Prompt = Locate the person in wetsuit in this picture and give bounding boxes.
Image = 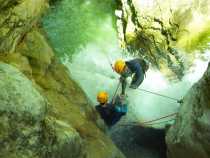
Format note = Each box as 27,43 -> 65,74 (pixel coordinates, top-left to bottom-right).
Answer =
95,91 -> 128,127
113,58 -> 149,95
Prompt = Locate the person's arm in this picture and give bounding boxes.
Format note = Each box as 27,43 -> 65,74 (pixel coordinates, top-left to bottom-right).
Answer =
120,76 -> 127,95
119,66 -> 132,95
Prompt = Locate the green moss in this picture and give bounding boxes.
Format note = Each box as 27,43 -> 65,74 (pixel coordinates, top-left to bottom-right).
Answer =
178,21 -> 210,52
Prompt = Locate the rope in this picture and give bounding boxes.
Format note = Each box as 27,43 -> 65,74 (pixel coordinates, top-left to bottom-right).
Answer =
146,118 -> 175,125
111,81 -> 121,104
118,112 -> 177,127
140,112 -> 177,124
137,88 -> 182,103
119,118 -> 175,127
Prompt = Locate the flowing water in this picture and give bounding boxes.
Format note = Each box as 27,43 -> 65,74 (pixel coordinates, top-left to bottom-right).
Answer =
42,0 -> 210,157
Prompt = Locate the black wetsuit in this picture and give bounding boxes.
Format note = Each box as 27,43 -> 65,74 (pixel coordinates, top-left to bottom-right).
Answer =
95,102 -> 127,127
121,58 -> 146,94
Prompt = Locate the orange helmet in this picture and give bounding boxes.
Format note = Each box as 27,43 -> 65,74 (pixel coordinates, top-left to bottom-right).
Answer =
97,91 -> 108,104
114,59 -> 126,74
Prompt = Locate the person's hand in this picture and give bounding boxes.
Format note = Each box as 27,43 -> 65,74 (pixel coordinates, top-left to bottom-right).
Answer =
129,84 -> 138,89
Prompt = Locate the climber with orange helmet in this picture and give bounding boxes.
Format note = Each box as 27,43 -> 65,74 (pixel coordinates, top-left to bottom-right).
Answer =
114,58 -> 149,95
95,91 -> 127,127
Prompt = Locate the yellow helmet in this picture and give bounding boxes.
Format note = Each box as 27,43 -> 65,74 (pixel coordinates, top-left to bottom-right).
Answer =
114,59 -> 126,74
97,91 -> 108,104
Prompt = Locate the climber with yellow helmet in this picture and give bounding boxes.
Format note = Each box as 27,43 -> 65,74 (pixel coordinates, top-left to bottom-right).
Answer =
95,91 -> 128,127
114,58 -> 149,95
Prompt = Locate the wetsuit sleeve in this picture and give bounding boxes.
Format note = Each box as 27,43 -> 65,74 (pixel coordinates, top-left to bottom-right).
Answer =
120,76 -> 127,95
130,65 -> 144,88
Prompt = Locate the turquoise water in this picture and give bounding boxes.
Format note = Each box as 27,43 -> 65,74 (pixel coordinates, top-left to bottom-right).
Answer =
42,0 -> 117,58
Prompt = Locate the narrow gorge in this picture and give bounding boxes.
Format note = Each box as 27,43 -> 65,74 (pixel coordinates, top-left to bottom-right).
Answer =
0,0 -> 209,158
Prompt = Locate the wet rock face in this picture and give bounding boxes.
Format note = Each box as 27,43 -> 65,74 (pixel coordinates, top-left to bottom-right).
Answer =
110,125 -> 167,158
0,1 -> 126,158
0,63 -> 84,158
0,27 -> 125,158
115,0 -> 210,79
0,0 -> 48,53
0,63 -> 47,157
166,62 -> 210,158
0,63 -> 47,121
0,0 -> 19,9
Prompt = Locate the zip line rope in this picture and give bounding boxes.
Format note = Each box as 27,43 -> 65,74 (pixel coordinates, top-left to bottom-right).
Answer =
111,81 -> 121,104
119,113 -> 177,127
133,112 -> 177,125
119,118 -> 176,127
146,118 -> 175,125
137,88 -> 183,103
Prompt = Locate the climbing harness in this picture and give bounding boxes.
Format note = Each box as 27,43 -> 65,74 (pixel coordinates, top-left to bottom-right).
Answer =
137,88 -> 183,104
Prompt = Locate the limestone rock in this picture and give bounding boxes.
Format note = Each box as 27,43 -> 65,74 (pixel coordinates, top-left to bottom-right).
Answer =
41,118 -> 84,158
0,62 -> 47,121
16,29 -> 125,158
0,62 -> 46,158
0,63 -> 85,158
166,62 -> 210,158
0,0 -> 126,157
0,29 -> 125,158
0,0 -> 18,10
16,28 -> 55,77
0,0 -> 48,53
116,0 -> 210,79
